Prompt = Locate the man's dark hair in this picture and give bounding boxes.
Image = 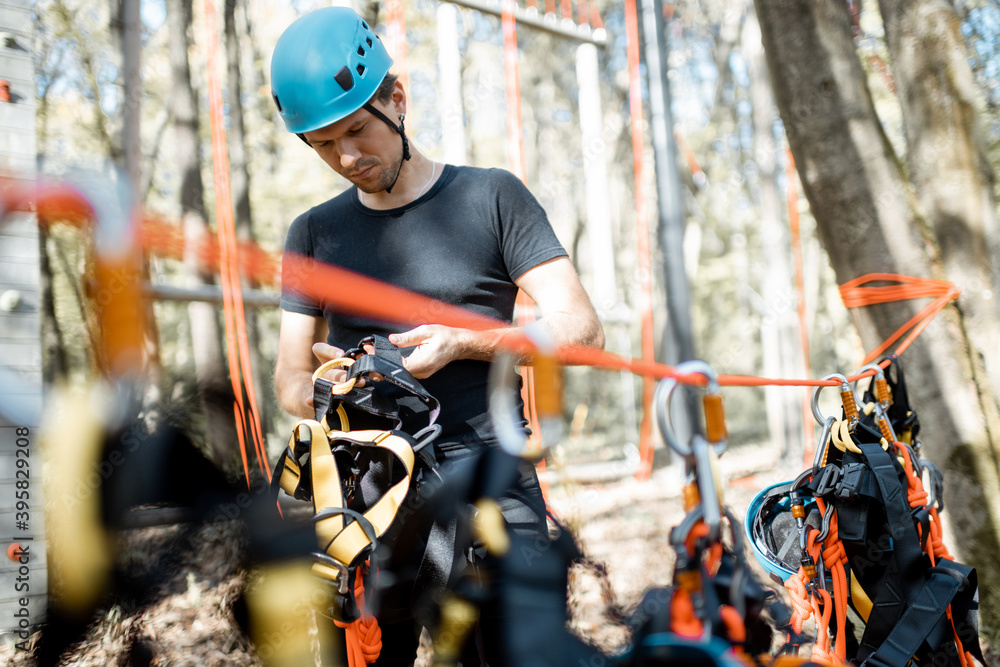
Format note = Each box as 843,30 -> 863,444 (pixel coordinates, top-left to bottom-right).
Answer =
372,73 -> 398,105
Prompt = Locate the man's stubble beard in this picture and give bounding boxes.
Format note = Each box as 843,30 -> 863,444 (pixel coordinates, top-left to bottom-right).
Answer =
355,149 -> 404,194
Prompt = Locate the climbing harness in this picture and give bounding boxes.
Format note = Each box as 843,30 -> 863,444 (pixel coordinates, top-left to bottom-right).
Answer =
270,335 -> 442,665
747,358 -> 984,667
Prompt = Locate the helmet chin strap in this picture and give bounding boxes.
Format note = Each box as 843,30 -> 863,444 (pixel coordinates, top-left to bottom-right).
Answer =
363,103 -> 411,193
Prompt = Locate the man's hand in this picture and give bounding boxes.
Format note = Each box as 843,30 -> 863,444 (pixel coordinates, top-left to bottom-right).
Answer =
312,342 -> 347,381
389,325 -> 472,379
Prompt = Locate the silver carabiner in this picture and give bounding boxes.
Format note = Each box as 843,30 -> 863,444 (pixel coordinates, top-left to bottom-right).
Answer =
654,360 -> 726,458
811,373 -> 860,426
692,434 -> 722,543
812,415 -> 837,473
852,363 -> 896,442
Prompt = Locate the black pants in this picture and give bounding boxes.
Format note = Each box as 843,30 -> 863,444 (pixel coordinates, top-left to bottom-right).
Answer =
323,447 -> 548,667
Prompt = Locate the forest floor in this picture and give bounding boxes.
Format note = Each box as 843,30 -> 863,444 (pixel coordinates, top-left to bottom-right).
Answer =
0,443 -> 994,665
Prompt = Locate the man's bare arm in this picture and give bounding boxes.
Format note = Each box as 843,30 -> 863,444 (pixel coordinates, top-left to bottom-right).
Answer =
274,311 -> 333,419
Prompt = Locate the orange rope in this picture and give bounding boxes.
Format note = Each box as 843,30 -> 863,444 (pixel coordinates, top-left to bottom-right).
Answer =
333,569 -> 382,666
385,0 -> 409,94
203,0 -> 270,487
893,442 -> 975,666
3,178 -> 963,394
674,130 -> 704,186
669,588 -> 704,639
839,274 -> 961,364
786,149 -> 814,468
623,0 -> 657,481
719,604 -> 746,653
589,2 -> 604,29
500,0 -> 548,497
783,572 -> 812,636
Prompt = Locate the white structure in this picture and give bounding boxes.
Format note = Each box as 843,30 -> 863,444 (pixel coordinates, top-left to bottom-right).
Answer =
0,0 -> 46,641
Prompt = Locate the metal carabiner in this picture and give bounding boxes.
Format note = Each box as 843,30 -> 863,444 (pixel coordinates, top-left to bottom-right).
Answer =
488,323 -> 563,457
654,360 -> 726,458
812,416 -> 837,474
692,434 -> 722,543
855,363 -> 890,409
852,363 -> 896,442
811,373 -> 860,426
815,503 -> 835,543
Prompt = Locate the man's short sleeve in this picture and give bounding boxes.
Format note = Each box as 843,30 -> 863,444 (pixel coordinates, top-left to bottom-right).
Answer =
491,169 -> 568,281
280,212 -> 324,317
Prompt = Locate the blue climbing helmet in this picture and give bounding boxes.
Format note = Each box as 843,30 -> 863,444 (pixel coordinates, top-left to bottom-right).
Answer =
745,481 -> 823,583
270,7 -> 394,134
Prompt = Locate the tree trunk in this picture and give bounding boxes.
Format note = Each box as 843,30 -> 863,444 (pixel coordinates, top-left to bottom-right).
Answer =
39,229 -> 67,384
167,0 -> 238,463
877,0 -> 1000,406
756,0 -> 1000,631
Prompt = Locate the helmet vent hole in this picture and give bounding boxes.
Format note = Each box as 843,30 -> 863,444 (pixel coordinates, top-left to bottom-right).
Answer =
366,37 -> 373,47
362,21 -> 369,29
358,45 -> 365,56
272,94 -> 282,112
334,65 -> 354,91
357,64 -> 366,77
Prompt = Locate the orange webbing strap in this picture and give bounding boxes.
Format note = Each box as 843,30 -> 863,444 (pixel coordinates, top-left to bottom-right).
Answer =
334,565 -> 382,667
202,0 -> 269,487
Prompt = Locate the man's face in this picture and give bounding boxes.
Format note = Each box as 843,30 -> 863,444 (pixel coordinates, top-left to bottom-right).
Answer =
303,98 -> 404,194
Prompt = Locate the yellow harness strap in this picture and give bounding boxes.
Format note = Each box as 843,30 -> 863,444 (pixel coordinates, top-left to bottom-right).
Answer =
305,426 -> 416,577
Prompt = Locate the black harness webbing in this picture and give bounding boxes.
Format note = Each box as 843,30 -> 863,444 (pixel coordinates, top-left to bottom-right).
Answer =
862,560 -> 973,667
837,441 -> 983,666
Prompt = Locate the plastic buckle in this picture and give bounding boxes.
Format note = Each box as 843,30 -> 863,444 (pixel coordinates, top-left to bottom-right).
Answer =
835,463 -> 867,500
812,464 -> 841,497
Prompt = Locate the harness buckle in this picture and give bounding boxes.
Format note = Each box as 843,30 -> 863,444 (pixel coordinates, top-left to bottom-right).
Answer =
813,464 -> 842,497
835,462 -> 867,500
313,552 -> 352,594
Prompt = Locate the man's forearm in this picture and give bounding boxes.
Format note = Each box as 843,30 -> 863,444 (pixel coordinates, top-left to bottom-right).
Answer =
275,368 -> 317,419
462,312 -> 604,364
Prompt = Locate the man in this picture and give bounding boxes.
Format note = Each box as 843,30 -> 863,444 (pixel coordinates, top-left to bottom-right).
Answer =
271,6 -> 604,664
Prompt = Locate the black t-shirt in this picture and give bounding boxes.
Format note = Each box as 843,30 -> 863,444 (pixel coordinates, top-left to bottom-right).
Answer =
280,165 -> 568,443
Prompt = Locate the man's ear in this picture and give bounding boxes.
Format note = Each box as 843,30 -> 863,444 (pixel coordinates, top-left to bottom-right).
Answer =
392,79 -> 407,115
